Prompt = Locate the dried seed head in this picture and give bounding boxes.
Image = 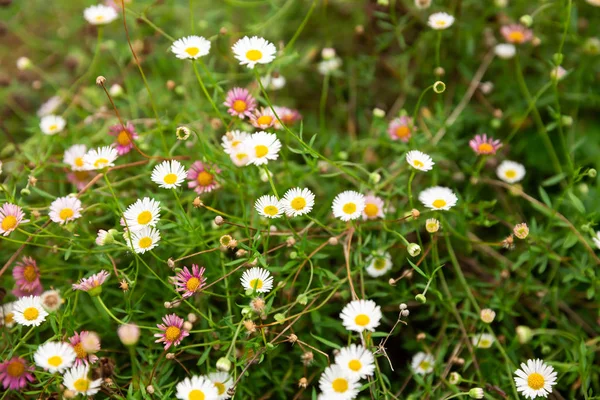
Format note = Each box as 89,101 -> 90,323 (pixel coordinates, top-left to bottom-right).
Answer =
416,332 -> 426,341
146,385 -> 155,394
250,297 -> 266,313
28,175 -> 38,187
167,258 -> 175,269
287,334 -> 298,344
502,234 -> 515,250
286,236 -> 296,247
411,208 -> 420,219
301,351 -> 314,366
243,319 -> 256,334
236,249 -> 248,258
119,280 -> 129,292
95,76 -> 106,86
166,353 -> 175,360
298,377 -> 308,388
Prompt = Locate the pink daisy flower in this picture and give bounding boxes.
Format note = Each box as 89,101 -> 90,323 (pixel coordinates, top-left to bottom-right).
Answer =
187,162 -> 220,194
72,270 -> 110,296
469,134 -> 503,155
388,116 -> 414,142
108,121 -> 138,155
362,195 -> 385,220
173,264 -> 207,298
0,203 -> 29,236
155,314 -> 189,350
12,256 -> 42,297
250,107 -> 276,129
274,106 -> 302,129
501,24 -> 533,44
0,357 -> 35,390
66,170 -> 95,191
69,331 -> 100,366
224,87 -> 257,119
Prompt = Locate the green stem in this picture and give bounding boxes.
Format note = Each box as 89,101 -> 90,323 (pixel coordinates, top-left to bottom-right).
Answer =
408,170 -> 416,209
192,60 -> 227,127
412,84 -> 434,123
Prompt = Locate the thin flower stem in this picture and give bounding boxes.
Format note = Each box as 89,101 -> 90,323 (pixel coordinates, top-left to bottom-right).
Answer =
96,296 -> 128,325
192,60 -> 227,127
412,84 -> 434,124
407,170 -> 416,209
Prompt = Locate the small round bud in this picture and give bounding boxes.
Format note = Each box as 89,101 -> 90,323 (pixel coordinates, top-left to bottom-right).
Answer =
16,57 -> 32,71
321,47 -> 336,60
449,372 -> 461,385
214,216 -> 224,226
337,151 -> 348,160
369,172 -> 382,184
552,53 -> 564,66
561,115 -> 573,126
219,26 -> 228,35
414,0 -> 431,9
328,237 -> 339,246
372,108 -> 386,118
166,80 -> 176,90
286,236 -> 296,247
415,294 -> 427,304
183,321 -> 193,331
433,81 -> 446,93
187,313 -> 197,324
167,258 -> 175,269
298,377 -> 308,388
354,25 -> 364,35
519,15 -> 533,27
407,243 -> 421,257
411,209 -> 420,219
388,278 -> 396,286
469,388 -> 484,399
95,76 -> 106,86
480,308 -> 496,324
176,126 -> 191,140
109,84 -> 123,97
516,325 -> 533,344
588,168 -> 597,178
216,357 -> 232,372
416,332 -> 426,341
20,188 -> 31,196
289,251 -> 298,259
399,303 -> 407,310
401,309 -> 410,317
63,390 -> 77,399
434,67 -> 445,77
146,385 -> 155,394
164,301 -> 172,309
166,353 -> 175,360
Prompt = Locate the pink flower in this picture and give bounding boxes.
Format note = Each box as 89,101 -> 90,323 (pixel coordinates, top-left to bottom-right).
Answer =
0,203 -> 29,236
66,170 -> 95,190
0,357 -> 34,390
273,106 -> 302,129
250,107 -> 276,129
388,116 -> 414,142
173,264 -> 207,298
362,195 -> 385,220
12,256 -> 42,296
154,314 -> 189,350
72,270 -> 110,296
108,121 -> 138,155
500,24 -> 533,44
187,162 -> 220,194
69,331 -> 100,366
224,87 -> 257,119
469,134 -> 502,155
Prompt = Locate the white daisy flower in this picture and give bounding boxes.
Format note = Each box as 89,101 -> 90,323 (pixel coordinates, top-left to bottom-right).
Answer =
318,364 -> 361,400
176,375 -> 219,400
83,146 -> 118,170
418,186 -> 458,211
241,267 -> 274,293
339,299 -> 382,333
83,4 -> 119,25
12,295 -> 48,327
151,160 -> 187,189
0,302 -> 16,328
332,191 -> 365,221
245,131 -> 282,166
40,115 -> 66,135
496,160 -> 526,184
123,197 -> 161,231
255,195 -> 284,219
63,365 -> 103,396
34,341 -> 77,373
281,188 -> 315,217
261,74 -> 286,90
406,150 -> 434,171
63,144 -> 88,171
411,352 -> 435,375
365,251 -> 393,277
221,130 -> 250,155
49,196 -> 83,224
230,145 -> 251,167
129,226 -> 160,254
171,36 -> 211,59
472,333 -> 495,349
428,12 -> 455,29
232,36 -> 276,69
495,43 -> 517,59
514,359 -> 557,399
208,372 -> 233,400
335,344 -> 376,379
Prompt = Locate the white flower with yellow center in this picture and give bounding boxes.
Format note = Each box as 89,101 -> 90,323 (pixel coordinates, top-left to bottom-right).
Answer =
83,146 -> 118,170
129,226 -> 160,254
495,43 -> 516,59
362,195 -> 385,220
40,115 -> 66,135
365,251 -> 393,277
176,375 -> 219,400
151,160 -> 187,189
411,352 -> 435,375
241,267 -> 273,293
0,303 -> 16,328
123,197 -> 161,231
232,36 -> 276,69
496,160 -> 526,184
83,4 -> 118,25
245,131 -> 282,166
171,36 -> 211,59
281,188 -> 315,217
13,295 -> 48,327
472,333 -> 495,349
514,359 -> 557,399
221,130 -> 250,155
34,341 -> 77,373
335,344 -> 375,379
418,186 -> 458,211
318,364 -> 361,400
332,191 -> 365,221
255,195 -> 283,219
406,150 -> 434,171
339,299 -> 382,333
230,145 -> 251,167
208,372 -> 233,400
49,196 -> 83,225
428,12 -> 455,29
63,365 -> 102,396
63,144 -> 88,171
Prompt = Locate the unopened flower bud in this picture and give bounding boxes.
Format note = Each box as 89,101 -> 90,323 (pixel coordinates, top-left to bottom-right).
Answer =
449,372 -> 461,385
401,309 -> 410,317
414,0 -> 431,9
183,321 -> 193,331
415,294 -> 427,304
216,357 -> 232,372
407,243 -> 421,257
328,237 -> 339,246
411,209 -> 420,219
373,108 -> 386,118
516,325 -> 533,344
399,303 -> 407,310
214,216 -> 224,226
16,57 -> 32,71
519,15 -> 533,27
480,308 -> 496,324
321,47 -> 336,60
469,388 -> 484,399
434,67 -> 445,77
166,80 -> 176,90
298,377 -> 308,388
96,76 -> 106,86
166,352 -> 175,359
369,172 -> 381,184
588,168 -> 597,178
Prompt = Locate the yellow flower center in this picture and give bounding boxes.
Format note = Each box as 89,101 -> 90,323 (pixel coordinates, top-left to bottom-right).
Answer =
165,326 -> 181,342
163,173 -> 178,185
348,359 -> 362,372
23,265 -> 37,282
342,203 -> 357,215
214,382 -> 226,395
1,215 -> 17,231
364,203 -> 379,217
435,19 -> 447,27
197,171 -> 214,186
249,278 -> 263,290
505,170 -> 516,178
508,31 -> 525,43
232,100 -> 247,113
7,360 -> 24,377
23,307 -> 39,321
137,211 -> 152,225
73,378 -> 90,392
246,49 -> 263,61
4,312 -> 14,325
291,197 -> 306,211
94,158 -> 109,168
117,130 -> 131,146
419,361 -> 430,370
331,378 -> 349,393
255,145 -> 269,158
75,157 -> 84,167
395,126 -> 411,138
256,115 -> 273,126
432,199 -> 446,209
186,277 -> 201,292
236,152 -> 248,161
354,313 -> 370,326
185,47 -> 200,57
374,258 -> 386,270
263,205 -> 279,216
188,390 -> 205,400
47,355 -> 63,367
479,339 -> 490,348
138,237 -> 153,249
59,208 -> 74,221
477,143 -> 494,154
49,124 -> 58,131
73,343 -> 87,359
527,372 -> 545,390
95,15 -> 104,22
413,160 -> 424,168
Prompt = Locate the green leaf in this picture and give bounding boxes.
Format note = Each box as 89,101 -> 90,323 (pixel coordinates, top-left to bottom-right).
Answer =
407,259 -> 428,279
310,332 -> 341,349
